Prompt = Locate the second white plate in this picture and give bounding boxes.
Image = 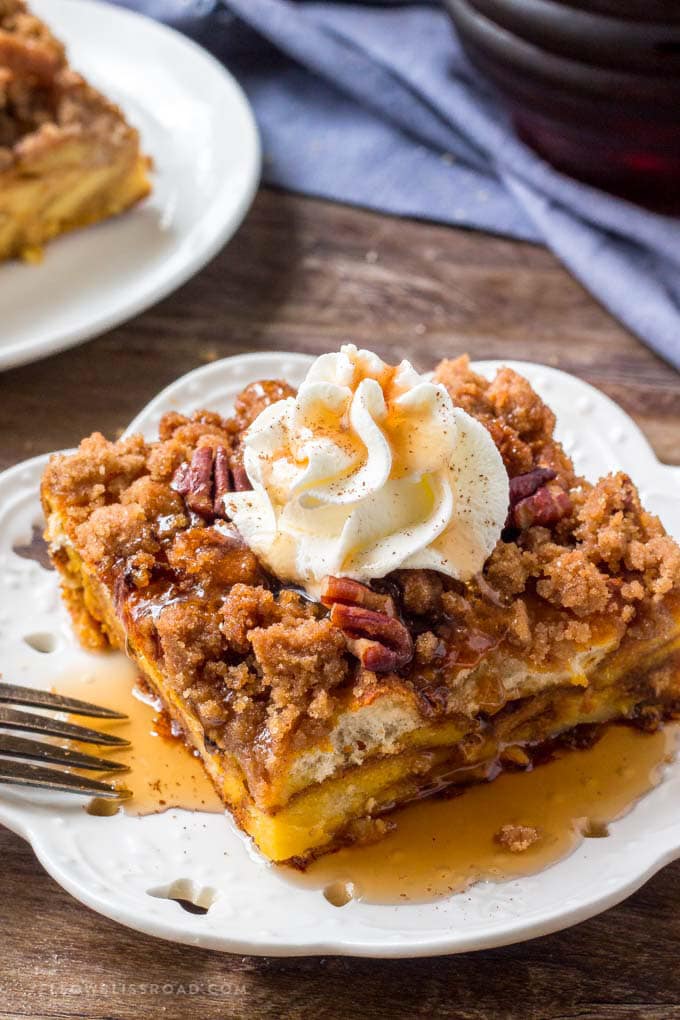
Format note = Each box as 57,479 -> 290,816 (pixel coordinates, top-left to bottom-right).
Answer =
0,0 -> 260,371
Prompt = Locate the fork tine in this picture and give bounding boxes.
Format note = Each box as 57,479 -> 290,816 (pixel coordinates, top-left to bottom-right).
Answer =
0,733 -> 129,772
0,759 -> 132,799
0,706 -> 130,747
0,682 -> 127,720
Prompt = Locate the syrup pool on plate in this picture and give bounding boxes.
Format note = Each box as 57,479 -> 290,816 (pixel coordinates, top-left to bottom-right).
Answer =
55,655 -> 223,816
284,723 -> 680,905
55,659 -> 679,905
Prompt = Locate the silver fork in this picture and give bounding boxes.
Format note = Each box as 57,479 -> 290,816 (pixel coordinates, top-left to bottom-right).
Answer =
0,681 -> 132,800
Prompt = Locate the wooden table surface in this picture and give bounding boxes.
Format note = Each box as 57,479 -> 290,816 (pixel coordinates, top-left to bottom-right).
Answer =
1,190 -> 680,1020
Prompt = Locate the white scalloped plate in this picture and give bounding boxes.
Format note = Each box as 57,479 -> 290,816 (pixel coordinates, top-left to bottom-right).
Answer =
2,353 -> 680,958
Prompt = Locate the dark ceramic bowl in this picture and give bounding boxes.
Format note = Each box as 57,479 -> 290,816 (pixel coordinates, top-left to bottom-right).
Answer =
443,0 -> 680,204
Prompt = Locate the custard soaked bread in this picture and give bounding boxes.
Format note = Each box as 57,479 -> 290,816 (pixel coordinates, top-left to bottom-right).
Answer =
42,350 -> 680,862
0,0 -> 150,261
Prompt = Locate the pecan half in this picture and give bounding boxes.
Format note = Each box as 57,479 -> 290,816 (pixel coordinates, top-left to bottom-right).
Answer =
513,486 -> 572,530
509,467 -> 556,506
172,446 -> 214,516
213,446 -> 231,514
506,467 -> 571,531
172,444 -> 241,519
328,602 -> 414,673
320,575 -> 396,617
231,461 -> 252,492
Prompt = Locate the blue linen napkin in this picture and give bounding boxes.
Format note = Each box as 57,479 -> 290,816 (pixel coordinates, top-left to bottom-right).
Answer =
124,0 -> 680,371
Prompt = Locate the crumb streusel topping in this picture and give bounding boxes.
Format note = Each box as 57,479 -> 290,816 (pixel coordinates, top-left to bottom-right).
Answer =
42,358 -> 680,785
0,0 -> 139,168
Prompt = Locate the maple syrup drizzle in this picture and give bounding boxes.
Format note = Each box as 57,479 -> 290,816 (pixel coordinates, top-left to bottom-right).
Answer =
55,655 -> 222,817
284,722 -> 680,905
55,658 -> 679,905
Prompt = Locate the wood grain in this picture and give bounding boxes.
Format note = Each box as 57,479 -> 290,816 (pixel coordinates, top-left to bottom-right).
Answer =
1,189 -> 679,1019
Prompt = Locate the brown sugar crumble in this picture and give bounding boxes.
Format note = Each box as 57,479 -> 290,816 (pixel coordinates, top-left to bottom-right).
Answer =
42,356 -> 680,788
495,823 -> 542,853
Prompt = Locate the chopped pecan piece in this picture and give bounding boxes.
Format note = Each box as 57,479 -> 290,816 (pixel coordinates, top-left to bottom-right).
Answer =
231,461 -> 252,492
172,446 -> 214,517
506,466 -> 572,531
213,446 -> 231,514
509,467 -> 556,506
172,444 -> 241,519
513,486 -> 572,530
320,575 -> 396,617
328,602 -> 414,672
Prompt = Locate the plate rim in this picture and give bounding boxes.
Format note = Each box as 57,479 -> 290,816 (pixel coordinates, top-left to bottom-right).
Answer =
0,0 -> 261,372
1,352 -> 680,958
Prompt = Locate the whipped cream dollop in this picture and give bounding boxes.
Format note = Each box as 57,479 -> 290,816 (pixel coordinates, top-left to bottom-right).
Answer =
224,345 -> 509,596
